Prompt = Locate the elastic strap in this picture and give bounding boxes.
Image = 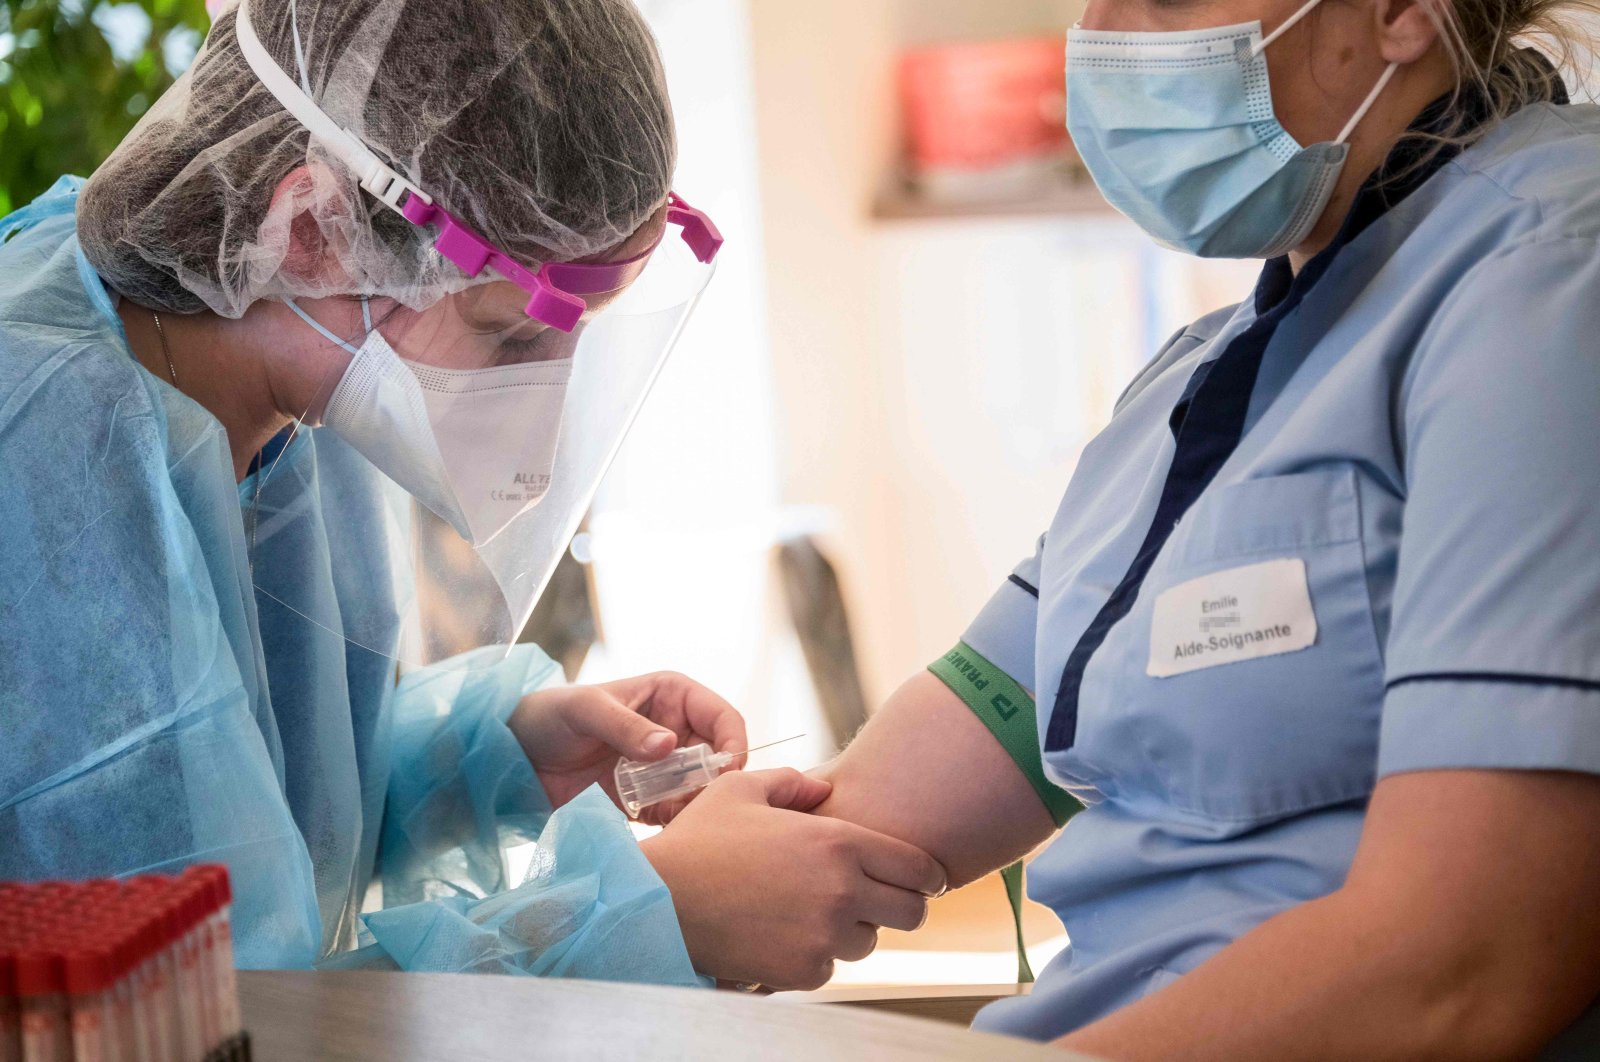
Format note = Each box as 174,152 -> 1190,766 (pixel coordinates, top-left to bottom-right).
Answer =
928,646 -> 1082,986
234,0 -> 429,214
1337,62 -> 1399,144
927,643 -> 1079,828
288,0 -> 313,95
1248,0 -> 1397,148
1253,0 -> 1324,55
1001,861 -> 1035,984
285,298 -> 362,355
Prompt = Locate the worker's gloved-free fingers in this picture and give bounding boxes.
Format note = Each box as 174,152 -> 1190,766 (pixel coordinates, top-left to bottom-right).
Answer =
637,791 -> 698,828
640,769 -> 912,989
559,686 -> 679,761
600,671 -> 749,758
737,766 -> 833,813
854,879 -> 931,933
846,824 -> 948,897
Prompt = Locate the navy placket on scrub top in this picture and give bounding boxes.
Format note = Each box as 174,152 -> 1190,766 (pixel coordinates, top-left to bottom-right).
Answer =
964,64 -> 1600,1045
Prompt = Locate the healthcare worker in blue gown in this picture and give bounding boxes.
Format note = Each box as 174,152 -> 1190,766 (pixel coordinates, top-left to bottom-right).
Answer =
803,0 -> 1600,1055
0,0 -> 946,987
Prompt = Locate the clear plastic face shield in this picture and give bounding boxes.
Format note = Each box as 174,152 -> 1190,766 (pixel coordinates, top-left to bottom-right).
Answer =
235,0 -> 722,668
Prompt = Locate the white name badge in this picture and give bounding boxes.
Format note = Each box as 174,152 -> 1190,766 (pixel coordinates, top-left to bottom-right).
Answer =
1147,557 -> 1318,678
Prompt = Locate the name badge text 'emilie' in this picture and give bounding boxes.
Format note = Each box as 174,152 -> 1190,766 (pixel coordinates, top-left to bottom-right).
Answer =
1147,558 -> 1317,678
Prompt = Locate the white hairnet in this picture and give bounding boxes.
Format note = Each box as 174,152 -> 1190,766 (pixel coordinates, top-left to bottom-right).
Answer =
78,0 -> 676,318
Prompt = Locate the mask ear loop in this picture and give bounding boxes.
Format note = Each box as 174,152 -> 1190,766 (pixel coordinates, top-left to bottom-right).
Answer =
1251,0 -> 1327,56
248,297 -> 380,567
1246,0 -> 1400,147
1336,62 -> 1400,144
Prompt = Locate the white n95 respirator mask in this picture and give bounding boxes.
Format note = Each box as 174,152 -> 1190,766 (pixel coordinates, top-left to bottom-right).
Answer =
290,297 -> 571,547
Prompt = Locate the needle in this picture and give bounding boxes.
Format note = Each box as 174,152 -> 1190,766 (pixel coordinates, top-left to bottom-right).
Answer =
728,733 -> 806,765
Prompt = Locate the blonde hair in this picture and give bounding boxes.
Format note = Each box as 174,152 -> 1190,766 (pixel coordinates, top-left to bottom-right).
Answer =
1427,0 -> 1599,138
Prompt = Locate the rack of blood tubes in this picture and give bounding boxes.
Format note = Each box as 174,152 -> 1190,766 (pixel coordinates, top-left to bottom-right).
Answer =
0,866 -> 248,1062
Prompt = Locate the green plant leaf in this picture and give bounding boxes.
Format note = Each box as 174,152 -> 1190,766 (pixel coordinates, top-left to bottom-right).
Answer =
0,0 -> 210,209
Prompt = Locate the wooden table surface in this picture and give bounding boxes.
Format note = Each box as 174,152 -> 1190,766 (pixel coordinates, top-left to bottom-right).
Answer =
239,971 -> 1088,1061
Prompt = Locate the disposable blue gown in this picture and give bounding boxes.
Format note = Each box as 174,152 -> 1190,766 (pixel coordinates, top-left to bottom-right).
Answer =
0,178 -> 700,984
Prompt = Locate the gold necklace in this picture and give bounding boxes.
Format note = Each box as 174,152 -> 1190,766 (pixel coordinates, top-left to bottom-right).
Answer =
147,307 -> 270,570
150,310 -> 178,385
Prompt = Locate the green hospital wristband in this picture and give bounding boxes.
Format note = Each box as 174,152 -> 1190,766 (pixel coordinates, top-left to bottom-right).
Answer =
928,642 -> 1080,829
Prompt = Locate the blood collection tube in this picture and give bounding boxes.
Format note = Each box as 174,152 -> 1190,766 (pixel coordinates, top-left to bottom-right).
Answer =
197,893 -> 219,1055
16,946 -> 69,1062
172,889 -> 204,1062
177,876 -> 218,1056
125,919 -> 156,1062
1,936 -> 20,1062
64,944 -> 117,1062
150,901 -> 179,1062
101,932 -> 137,1062
204,868 -> 241,1047
131,908 -> 174,1062
1,887 -> 19,1062
62,885 -> 134,1062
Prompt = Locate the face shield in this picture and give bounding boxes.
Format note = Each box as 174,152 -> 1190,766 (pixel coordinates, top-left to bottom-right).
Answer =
235,0 -> 721,668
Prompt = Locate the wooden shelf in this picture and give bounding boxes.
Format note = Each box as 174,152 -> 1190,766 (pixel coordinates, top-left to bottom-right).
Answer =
872,180 -> 1116,222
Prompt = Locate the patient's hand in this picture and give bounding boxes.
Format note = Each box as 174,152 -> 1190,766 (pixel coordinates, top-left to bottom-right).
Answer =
641,768 -> 945,989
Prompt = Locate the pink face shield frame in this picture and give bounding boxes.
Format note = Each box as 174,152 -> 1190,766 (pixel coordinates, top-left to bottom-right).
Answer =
401,192 -> 724,334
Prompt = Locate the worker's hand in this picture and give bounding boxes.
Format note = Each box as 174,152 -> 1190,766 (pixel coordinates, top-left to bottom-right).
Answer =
509,672 -> 747,822
641,768 -> 947,990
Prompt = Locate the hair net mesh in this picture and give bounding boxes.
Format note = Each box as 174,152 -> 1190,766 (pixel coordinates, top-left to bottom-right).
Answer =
77,0 -> 676,318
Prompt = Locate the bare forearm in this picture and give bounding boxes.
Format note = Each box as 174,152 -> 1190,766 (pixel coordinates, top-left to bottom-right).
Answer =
811,671 -> 1054,888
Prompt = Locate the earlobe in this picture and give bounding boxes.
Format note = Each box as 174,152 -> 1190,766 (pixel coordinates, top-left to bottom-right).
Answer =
267,162 -> 354,288
1375,0 -> 1444,64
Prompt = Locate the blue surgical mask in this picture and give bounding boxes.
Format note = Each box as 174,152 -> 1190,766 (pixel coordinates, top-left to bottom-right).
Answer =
1066,0 -> 1398,258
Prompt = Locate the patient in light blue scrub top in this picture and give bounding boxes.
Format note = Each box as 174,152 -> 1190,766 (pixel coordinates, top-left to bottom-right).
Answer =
806,0 -> 1600,1057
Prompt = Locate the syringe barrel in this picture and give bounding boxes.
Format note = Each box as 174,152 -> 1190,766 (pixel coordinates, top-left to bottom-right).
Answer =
614,744 -> 726,817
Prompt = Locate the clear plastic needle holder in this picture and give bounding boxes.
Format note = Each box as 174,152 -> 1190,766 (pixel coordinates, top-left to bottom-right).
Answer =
614,736 -> 804,817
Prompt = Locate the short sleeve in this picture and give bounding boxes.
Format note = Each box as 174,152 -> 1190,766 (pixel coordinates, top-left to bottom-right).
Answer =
962,534 -> 1045,692
1379,237 -> 1600,779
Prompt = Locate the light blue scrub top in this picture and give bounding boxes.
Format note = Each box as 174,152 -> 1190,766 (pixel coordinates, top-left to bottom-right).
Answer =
969,98 -> 1600,1040
0,179 -> 698,986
